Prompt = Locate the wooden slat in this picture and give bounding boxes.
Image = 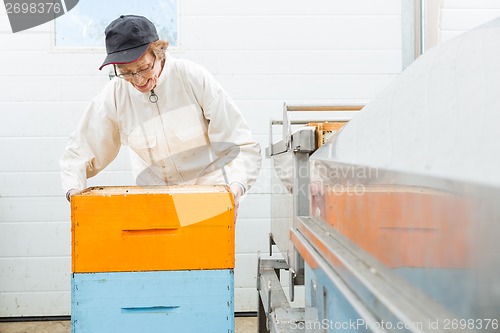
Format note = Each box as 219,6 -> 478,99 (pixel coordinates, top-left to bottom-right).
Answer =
0,171 -> 134,197
178,50 -> 402,75
440,9 -> 500,30
181,16 -> 402,51
0,257 -> 70,292
183,0 -> 401,16
0,222 -> 70,257
0,76 -> 108,102
0,197 -> 70,222
0,292 -> 71,317
0,50 -> 401,76
443,0 -> 500,9
0,138 -> 131,172
216,74 -> 397,101
0,102 -> 87,137
286,105 -> 364,111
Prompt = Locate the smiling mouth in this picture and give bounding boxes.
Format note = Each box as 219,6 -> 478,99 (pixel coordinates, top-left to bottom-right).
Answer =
134,79 -> 149,89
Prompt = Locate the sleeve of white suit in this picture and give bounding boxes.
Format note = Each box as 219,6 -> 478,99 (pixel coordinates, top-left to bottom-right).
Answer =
193,66 -> 262,193
59,86 -> 121,194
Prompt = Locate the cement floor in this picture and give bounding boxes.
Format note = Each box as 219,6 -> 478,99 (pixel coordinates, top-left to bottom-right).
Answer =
0,317 -> 258,333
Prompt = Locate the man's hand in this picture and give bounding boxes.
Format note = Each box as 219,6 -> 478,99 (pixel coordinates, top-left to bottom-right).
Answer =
66,189 -> 83,202
229,182 -> 244,221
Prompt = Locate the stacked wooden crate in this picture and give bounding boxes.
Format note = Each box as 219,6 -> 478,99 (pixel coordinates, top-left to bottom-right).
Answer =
71,186 -> 235,333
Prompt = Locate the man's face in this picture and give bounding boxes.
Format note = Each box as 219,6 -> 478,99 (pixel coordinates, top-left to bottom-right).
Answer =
116,52 -> 161,93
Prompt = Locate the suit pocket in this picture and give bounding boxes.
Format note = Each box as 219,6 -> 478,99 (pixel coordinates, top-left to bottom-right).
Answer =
165,105 -> 206,143
127,135 -> 157,150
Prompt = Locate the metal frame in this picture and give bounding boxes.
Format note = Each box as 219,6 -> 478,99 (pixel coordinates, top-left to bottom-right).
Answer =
260,103 -> 362,333
266,103 -> 364,157
267,102 -> 363,277
292,216 -> 463,333
257,256 -> 319,333
402,0 -> 424,70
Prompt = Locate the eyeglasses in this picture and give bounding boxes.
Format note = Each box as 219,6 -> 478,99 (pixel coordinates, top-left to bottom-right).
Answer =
114,55 -> 157,80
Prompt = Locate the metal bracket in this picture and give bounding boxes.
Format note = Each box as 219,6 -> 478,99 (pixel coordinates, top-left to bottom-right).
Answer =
269,233 -> 276,256
257,257 -> 318,332
287,251 -> 296,302
266,103 -> 363,157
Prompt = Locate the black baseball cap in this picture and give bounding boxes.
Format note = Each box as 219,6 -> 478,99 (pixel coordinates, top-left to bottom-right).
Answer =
99,15 -> 159,70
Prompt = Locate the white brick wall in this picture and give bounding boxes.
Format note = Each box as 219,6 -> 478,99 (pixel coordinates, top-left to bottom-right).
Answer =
0,0 -> 405,316
440,0 -> 500,42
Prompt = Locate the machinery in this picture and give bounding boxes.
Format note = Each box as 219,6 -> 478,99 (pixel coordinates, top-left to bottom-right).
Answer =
259,103 -> 363,332
258,18 -> 500,333
259,103 -> 500,333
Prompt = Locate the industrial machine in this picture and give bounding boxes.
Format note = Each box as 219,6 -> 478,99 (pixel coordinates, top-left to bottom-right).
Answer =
258,18 -> 500,333
259,103 -> 500,333
259,103 -> 363,332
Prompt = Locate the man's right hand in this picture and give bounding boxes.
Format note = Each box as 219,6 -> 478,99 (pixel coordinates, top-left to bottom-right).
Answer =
66,189 -> 83,202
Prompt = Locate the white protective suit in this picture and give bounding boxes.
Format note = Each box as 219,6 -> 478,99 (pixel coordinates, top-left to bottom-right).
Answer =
60,53 -> 262,193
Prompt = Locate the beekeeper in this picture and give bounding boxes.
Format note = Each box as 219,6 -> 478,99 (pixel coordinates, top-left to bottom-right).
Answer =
59,15 -> 262,213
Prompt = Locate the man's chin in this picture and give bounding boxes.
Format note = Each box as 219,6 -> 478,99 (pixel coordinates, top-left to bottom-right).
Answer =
133,79 -> 153,93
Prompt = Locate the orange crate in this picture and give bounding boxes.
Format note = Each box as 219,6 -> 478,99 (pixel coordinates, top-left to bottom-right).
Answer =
71,186 -> 234,273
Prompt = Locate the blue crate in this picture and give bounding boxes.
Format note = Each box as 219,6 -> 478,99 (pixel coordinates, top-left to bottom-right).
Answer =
72,269 -> 234,333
